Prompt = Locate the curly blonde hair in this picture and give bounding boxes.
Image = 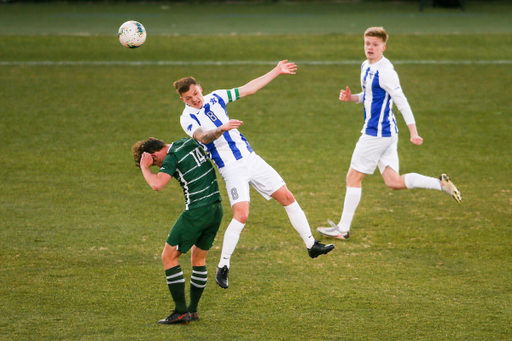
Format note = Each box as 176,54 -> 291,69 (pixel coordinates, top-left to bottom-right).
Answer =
131,137 -> 166,168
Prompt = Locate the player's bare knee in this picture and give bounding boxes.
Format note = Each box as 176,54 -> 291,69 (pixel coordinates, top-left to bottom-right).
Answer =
232,202 -> 250,223
272,186 -> 295,206
282,191 -> 295,206
233,210 -> 249,224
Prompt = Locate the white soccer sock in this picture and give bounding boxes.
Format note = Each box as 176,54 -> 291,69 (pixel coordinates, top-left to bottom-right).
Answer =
338,187 -> 362,232
284,201 -> 315,249
404,173 -> 442,191
218,219 -> 246,269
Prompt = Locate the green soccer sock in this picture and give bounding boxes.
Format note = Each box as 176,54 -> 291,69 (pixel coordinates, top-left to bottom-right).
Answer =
165,265 -> 187,313
188,266 -> 207,313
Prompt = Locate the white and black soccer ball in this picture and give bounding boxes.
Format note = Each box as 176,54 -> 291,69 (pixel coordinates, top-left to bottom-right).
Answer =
118,21 -> 146,48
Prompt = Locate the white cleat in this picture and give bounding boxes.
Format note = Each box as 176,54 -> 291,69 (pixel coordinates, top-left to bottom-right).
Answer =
317,219 -> 350,240
439,174 -> 462,203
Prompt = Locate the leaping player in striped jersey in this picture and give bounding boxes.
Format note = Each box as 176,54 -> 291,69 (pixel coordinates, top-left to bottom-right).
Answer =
174,61 -> 335,289
318,27 -> 462,241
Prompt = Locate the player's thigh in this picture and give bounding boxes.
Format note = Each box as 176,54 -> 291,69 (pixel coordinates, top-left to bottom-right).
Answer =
219,163 -> 251,206
351,134 -> 393,174
195,202 -> 224,252
248,154 -> 286,200
167,202 -> 222,254
377,135 -> 399,174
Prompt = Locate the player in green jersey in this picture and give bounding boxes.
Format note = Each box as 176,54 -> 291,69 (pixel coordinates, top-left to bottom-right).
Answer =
132,137 -> 224,324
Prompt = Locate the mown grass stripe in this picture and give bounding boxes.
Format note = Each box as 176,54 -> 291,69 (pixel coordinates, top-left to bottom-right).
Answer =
1,60 -> 512,66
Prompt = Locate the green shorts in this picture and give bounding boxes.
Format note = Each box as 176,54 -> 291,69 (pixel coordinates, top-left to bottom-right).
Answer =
167,201 -> 223,254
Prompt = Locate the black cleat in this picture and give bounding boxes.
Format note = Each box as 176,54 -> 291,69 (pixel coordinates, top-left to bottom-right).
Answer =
308,240 -> 335,258
216,265 -> 229,289
190,312 -> 199,321
157,310 -> 191,324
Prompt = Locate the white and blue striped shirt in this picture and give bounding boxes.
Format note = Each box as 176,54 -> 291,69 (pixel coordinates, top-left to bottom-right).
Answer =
180,89 -> 253,169
357,56 -> 415,137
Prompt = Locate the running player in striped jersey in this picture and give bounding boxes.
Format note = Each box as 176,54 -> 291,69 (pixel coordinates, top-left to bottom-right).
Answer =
132,137 -> 224,324
318,27 -> 462,240
174,61 -> 334,289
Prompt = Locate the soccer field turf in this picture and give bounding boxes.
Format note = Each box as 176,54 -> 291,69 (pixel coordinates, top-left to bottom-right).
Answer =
1,2 -> 511,340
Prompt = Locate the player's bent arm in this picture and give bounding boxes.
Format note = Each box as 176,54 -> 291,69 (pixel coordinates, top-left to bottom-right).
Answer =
238,60 -> 297,98
193,120 -> 243,144
193,127 -> 224,145
407,123 -> 423,146
340,86 -> 362,103
141,167 -> 172,191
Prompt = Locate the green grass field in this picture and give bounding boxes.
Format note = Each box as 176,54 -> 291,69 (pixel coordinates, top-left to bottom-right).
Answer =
1,1 -> 512,340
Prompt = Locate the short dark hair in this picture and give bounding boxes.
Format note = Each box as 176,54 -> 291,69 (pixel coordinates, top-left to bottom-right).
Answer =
131,137 -> 166,168
173,77 -> 197,95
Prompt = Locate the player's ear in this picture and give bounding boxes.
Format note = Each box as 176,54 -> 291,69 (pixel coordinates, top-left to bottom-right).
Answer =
382,44 -> 386,52
198,84 -> 203,93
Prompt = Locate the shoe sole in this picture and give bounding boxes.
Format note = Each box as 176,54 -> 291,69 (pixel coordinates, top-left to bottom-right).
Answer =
157,319 -> 191,325
317,229 -> 350,240
216,281 -> 228,289
158,321 -> 190,325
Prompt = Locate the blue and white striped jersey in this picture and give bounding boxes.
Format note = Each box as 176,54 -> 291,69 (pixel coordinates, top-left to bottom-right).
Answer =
180,89 -> 253,169
357,56 -> 415,137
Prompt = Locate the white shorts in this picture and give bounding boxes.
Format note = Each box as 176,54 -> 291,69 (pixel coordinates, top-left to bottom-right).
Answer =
218,152 -> 286,206
350,134 -> 399,175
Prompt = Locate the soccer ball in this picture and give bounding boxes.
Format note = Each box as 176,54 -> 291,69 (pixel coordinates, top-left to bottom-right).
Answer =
118,21 -> 146,48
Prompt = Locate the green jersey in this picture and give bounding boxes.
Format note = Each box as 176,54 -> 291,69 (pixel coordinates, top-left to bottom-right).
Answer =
159,138 -> 221,210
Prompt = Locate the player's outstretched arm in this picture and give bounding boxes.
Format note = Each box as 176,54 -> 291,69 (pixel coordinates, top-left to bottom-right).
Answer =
193,119 -> 244,144
238,60 -> 297,98
140,152 -> 172,191
408,124 -> 423,145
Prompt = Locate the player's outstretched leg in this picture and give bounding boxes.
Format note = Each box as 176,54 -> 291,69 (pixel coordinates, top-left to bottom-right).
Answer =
439,174 -> 462,203
317,219 -> 350,240
308,240 -> 335,258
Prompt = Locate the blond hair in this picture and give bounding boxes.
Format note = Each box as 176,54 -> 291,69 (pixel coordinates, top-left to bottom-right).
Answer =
364,27 -> 388,44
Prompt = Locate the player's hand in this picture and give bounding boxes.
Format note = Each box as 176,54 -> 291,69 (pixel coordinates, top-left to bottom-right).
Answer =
222,119 -> 243,132
410,135 -> 423,145
276,60 -> 297,75
339,86 -> 351,102
140,152 -> 154,168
